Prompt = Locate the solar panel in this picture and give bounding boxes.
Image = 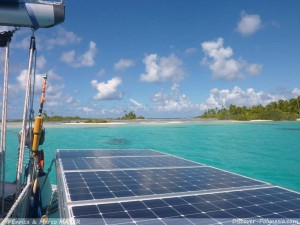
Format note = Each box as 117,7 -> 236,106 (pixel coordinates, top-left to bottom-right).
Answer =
70,187 -> 300,224
56,149 -> 300,224
63,167 -> 266,202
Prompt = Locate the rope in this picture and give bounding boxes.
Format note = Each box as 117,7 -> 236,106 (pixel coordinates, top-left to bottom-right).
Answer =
40,159 -> 55,192
44,189 -> 58,217
0,37 -> 10,217
15,33 -> 37,198
0,183 -> 31,225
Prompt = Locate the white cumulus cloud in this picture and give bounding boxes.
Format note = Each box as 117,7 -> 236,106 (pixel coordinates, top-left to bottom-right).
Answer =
236,12 -> 262,36
11,27 -> 81,50
203,86 -> 283,109
36,55 -> 46,70
91,77 -> 123,100
201,38 -> 263,80
140,54 -> 186,83
129,99 -> 144,110
0,26 -> 12,32
114,59 -> 135,71
11,70 -> 66,107
61,41 -> 97,68
151,85 -> 199,112
184,47 -> 197,56
46,27 -> 81,49
97,69 -> 106,77
47,101 -> 62,107
246,64 -> 263,76
15,70 -> 63,93
292,88 -> 300,96
82,107 -> 94,112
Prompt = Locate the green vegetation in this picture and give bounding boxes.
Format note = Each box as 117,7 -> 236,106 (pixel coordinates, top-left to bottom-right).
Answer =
120,111 -> 145,120
43,114 -> 82,122
41,112 -> 108,123
198,97 -> 300,121
84,119 -> 107,123
38,111 -> 145,122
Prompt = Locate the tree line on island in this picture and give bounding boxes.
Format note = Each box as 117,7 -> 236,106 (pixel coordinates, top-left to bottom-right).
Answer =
41,111 -> 144,123
198,96 -> 300,121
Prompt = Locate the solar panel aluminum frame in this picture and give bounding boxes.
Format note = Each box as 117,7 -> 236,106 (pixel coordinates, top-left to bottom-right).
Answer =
56,157 -> 72,219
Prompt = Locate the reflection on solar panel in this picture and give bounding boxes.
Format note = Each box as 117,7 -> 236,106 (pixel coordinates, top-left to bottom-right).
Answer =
56,149 -> 300,224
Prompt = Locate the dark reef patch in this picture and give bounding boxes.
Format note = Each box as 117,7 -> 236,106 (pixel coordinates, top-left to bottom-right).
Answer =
279,128 -> 300,131
106,138 -> 130,145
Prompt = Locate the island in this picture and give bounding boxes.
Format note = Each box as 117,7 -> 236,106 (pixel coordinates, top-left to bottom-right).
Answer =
197,97 -> 300,121
38,111 -> 145,123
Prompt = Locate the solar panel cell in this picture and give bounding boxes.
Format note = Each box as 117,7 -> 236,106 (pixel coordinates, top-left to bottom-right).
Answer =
127,209 -> 157,219
151,206 -> 181,217
278,210 -> 300,218
70,193 -> 93,201
225,208 -> 256,218
143,199 -> 169,209
193,202 -> 221,213
172,204 -> 201,215
72,205 -> 99,217
243,206 -> 273,216
92,192 -> 114,199
209,200 -> 237,210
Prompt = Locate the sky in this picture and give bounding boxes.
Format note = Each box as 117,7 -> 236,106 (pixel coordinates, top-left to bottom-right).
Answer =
0,0 -> 300,119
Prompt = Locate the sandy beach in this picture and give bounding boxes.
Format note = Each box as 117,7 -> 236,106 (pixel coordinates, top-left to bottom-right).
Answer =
249,120 -> 273,122
139,121 -> 183,125
63,122 -> 128,125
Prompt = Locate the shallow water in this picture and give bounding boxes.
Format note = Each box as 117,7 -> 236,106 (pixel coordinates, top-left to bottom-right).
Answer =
4,121 -> 300,192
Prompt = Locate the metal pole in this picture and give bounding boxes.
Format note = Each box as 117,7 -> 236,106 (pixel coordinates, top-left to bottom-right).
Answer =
0,41 -> 9,216
16,33 -> 36,198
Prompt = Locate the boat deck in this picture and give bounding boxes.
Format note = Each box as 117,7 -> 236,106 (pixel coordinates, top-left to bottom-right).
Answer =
56,149 -> 300,224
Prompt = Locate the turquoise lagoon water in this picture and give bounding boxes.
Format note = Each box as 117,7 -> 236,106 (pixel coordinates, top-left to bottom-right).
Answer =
4,121 -> 300,192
